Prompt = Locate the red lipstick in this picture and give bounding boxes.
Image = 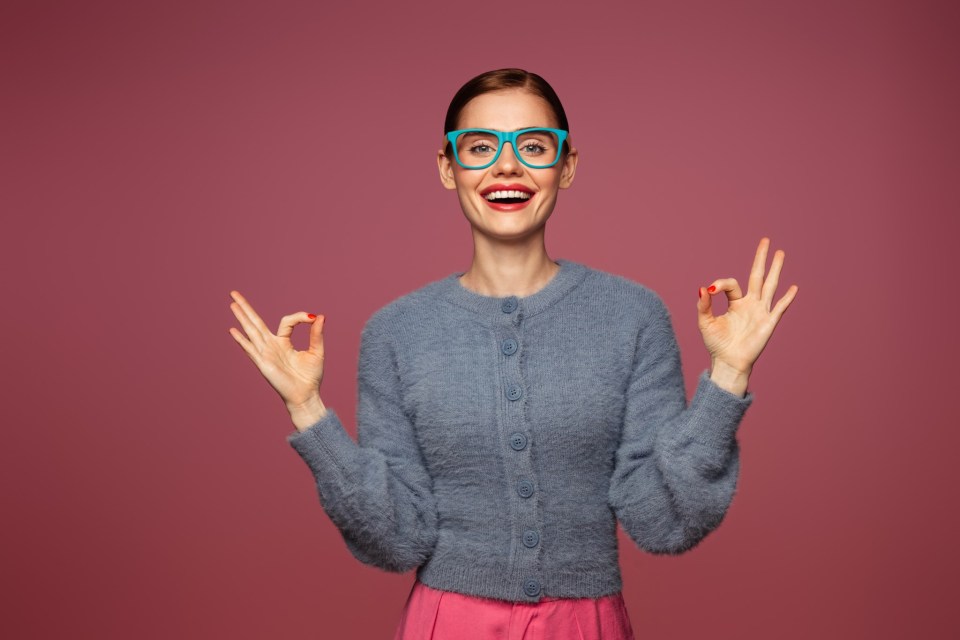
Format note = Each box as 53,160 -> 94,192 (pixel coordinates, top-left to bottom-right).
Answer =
480,183 -> 536,211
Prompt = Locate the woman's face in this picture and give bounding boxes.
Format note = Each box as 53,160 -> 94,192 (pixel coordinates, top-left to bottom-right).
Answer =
437,88 -> 578,243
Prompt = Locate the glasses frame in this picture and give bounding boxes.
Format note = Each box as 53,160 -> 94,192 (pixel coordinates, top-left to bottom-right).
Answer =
445,127 -> 569,170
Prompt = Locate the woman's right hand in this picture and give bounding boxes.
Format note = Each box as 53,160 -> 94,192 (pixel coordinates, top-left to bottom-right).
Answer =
227,290 -> 327,415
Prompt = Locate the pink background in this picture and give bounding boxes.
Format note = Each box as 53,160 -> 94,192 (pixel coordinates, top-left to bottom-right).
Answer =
3,0 -> 958,638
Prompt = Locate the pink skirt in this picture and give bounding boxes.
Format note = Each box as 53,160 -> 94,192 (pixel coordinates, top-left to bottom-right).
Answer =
392,579 -> 636,640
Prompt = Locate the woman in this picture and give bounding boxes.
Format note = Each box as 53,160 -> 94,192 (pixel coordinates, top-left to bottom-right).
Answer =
228,68 -> 797,639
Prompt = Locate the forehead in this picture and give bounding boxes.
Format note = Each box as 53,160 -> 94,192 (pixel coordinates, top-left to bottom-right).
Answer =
457,89 -> 559,130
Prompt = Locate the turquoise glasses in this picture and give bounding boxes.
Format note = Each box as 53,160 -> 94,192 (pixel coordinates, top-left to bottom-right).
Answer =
446,127 -> 569,170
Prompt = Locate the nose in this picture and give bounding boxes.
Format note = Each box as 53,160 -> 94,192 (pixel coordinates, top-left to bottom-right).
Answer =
492,142 -> 523,176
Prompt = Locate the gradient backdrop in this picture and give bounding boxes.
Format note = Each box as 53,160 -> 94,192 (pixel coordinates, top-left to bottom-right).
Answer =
3,0 -> 958,638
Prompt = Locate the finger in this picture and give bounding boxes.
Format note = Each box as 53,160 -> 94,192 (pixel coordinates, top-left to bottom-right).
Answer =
229,290 -> 273,339
228,326 -> 261,363
230,301 -> 266,350
747,237 -> 770,299
697,286 -> 714,324
277,312 -> 315,340
308,314 -> 326,357
771,284 -> 799,322
761,249 -> 785,310
708,277 -> 744,302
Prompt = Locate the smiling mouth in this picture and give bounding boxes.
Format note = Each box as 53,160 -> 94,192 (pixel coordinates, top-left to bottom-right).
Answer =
483,190 -> 533,204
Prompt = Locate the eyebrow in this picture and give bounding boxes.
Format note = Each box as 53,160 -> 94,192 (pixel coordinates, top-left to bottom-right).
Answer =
460,126 -> 551,132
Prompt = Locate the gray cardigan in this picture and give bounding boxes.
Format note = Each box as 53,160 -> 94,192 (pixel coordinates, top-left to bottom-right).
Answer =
287,258 -> 754,602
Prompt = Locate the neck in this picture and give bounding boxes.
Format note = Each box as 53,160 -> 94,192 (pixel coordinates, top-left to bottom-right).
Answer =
458,234 -> 559,298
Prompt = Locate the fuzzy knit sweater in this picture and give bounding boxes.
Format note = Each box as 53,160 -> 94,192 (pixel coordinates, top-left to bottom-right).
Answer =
287,258 -> 754,603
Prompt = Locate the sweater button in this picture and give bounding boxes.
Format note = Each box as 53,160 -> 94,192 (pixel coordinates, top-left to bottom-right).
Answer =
501,296 -> 518,313
523,578 -> 541,597
523,529 -> 539,548
501,337 -> 518,355
509,432 -> 527,451
505,383 -> 523,401
517,479 -> 534,498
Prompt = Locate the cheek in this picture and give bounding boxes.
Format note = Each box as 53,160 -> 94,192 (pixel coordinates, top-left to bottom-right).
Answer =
452,172 -> 482,195
454,183 -> 480,211
532,171 -> 562,193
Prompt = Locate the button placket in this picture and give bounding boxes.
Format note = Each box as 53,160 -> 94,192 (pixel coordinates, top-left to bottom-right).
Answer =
496,303 -> 525,427
495,298 -> 542,600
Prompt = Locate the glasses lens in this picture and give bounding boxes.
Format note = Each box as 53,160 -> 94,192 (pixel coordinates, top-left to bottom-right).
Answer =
514,129 -> 561,168
454,129 -> 561,168
455,130 -> 499,168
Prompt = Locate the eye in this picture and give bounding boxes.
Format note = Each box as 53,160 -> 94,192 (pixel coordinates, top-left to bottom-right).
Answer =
520,142 -> 547,154
517,132 -> 554,156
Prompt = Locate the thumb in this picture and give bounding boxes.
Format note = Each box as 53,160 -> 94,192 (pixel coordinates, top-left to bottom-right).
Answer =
308,314 -> 325,357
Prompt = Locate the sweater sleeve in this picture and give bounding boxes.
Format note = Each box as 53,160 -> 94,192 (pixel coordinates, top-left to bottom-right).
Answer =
285,314 -> 439,573
608,291 -> 754,554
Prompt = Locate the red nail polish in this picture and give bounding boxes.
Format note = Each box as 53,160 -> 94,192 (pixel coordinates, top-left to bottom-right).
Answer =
708,285 -> 716,292
698,288 -> 702,298
308,313 -> 317,319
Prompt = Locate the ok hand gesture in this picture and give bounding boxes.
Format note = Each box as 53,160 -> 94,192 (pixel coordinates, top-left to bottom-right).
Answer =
227,290 -> 327,412
697,237 -> 798,379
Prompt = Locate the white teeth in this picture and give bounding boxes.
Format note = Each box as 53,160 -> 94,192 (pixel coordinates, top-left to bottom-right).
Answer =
484,190 -> 532,201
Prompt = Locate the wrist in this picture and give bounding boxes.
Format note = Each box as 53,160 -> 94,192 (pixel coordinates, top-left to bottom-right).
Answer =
709,359 -> 751,398
287,394 -> 329,432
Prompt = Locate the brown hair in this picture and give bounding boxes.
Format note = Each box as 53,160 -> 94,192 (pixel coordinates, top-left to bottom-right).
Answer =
443,68 -> 571,157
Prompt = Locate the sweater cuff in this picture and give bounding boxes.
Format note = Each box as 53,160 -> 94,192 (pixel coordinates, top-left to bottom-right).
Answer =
682,369 -> 754,450
286,409 -> 361,484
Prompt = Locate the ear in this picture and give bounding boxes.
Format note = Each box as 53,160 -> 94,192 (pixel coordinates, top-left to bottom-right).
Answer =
437,149 -> 457,190
558,144 -> 578,189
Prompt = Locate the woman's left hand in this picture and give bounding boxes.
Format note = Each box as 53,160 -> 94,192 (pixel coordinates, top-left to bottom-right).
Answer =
697,237 -> 799,382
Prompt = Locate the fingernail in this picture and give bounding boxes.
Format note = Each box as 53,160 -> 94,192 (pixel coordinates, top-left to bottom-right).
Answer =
698,288 -> 702,298
308,313 -> 317,319
708,285 -> 716,292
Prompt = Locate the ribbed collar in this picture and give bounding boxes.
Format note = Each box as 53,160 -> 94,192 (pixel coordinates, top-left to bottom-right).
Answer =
435,258 -> 589,319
